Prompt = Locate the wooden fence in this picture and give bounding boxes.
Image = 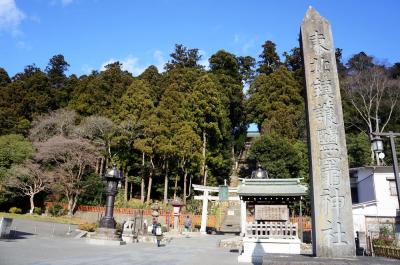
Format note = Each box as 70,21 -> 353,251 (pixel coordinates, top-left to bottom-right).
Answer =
373,245 -> 400,260
44,202 -> 217,228
246,215 -> 312,231
44,202 -> 310,231
246,222 -> 298,239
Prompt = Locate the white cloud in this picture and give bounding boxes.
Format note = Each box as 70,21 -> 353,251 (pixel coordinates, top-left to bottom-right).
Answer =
16,40 -> 31,50
0,0 -> 26,35
81,64 -> 94,75
153,50 -> 166,72
198,50 -> 209,70
100,55 -> 146,76
233,33 -> 258,53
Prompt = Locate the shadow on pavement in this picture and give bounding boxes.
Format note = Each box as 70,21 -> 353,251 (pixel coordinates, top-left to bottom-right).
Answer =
1,230 -> 35,241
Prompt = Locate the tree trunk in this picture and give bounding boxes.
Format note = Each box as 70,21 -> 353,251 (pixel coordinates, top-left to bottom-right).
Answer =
204,166 -> 208,187
95,158 -> 100,174
164,160 -> 169,204
29,194 -> 35,214
124,168 -> 128,202
141,152 -> 145,202
146,157 -> 155,203
183,169 -> 188,204
146,171 -> 152,203
127,182 -> 131,200
201,131 -> 207,184
67,197 -> 75,216
99,157 -> 104,177
141,178 -> 145,203
70,195 -> 78,216
130,181 -> 134,199
174,175 -> 178,200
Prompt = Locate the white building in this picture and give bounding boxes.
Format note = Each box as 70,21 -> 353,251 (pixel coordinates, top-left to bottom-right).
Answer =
351,166 -> 399,240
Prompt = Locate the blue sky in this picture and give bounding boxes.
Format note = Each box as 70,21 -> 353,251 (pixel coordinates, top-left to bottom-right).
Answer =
1,0 -> 400,77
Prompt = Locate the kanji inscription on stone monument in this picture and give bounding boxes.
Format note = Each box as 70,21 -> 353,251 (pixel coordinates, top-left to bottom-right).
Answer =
301,7 -> 355,257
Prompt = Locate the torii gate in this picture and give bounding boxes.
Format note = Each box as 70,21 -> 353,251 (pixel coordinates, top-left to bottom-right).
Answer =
192,184 -> 239,234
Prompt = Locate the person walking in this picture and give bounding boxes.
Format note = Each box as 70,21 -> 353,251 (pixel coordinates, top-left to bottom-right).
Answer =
151,217 -> 157,235
154,222 -> 163,247
184,215 -> 191,232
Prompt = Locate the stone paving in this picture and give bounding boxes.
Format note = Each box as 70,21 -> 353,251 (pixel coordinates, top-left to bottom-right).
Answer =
263,254 -> 399,265
1,219 -> 399,265
0,219 -> 238,265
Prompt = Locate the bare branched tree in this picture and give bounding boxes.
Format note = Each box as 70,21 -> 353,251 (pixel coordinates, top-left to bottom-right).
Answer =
35,136 -> 99,215
30,109 -> 77,142
343,66 -> 400,164
75,115 -> 115,175
7,161 -> 51,214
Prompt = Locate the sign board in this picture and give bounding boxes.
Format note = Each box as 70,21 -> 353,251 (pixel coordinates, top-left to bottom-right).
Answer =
219,185 -> 228,201
255,205 -> 289,221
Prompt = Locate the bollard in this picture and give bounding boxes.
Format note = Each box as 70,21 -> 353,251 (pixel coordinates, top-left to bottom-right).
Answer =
67,225 -> 71,235
52,224 -> 55,237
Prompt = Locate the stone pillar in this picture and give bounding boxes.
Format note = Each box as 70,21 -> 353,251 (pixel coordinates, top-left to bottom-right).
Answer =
173,207 -> 179,231
240,200 -> 247,236
200,190 -> 209,234
301,7 -> 355,257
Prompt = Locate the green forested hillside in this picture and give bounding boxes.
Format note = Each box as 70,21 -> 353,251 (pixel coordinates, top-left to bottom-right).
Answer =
0,43 -> 399,213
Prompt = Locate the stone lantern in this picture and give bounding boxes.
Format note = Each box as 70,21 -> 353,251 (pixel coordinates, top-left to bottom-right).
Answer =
170,199 -> 185,231
99,163 -> 122,229
88,163 -> 125,245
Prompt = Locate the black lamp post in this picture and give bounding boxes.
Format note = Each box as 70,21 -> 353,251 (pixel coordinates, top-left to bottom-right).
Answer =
99,163 -> 122,229
371,132 -> 400,209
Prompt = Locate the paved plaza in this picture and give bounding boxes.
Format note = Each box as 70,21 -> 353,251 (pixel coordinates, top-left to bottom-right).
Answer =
1,219 -> 399,265
0,219 -> 239,265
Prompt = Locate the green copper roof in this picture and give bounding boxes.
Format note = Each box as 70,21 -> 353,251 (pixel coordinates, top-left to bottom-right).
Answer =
237,178 -> 308,197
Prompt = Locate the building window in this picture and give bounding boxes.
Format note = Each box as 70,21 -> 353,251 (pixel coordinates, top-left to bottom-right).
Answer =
389,181 -> 398,196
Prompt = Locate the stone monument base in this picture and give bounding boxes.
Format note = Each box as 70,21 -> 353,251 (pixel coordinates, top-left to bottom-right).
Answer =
238,237 -> 301,263
0,217 -> 13,238
121,235 -> 137,243
87,227 -> 125,246
262,254 -> 399,265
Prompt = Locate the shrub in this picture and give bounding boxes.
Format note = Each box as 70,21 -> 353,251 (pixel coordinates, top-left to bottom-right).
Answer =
115,222 -> 123,234
185,199 -> 202,215
78,222 -> 97,232
114,189 -> 125,208
125,198 -> 146,209
33,207 -> 42,215
48,204 -> 65,216
9,207 -> 22,214
373,237 -> 395,246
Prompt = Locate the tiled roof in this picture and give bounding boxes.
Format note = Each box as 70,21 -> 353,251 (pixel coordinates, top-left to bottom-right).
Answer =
237,178 -> 308,197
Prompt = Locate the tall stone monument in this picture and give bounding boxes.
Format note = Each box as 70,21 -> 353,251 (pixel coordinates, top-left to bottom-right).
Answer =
301,7 -> 355,257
